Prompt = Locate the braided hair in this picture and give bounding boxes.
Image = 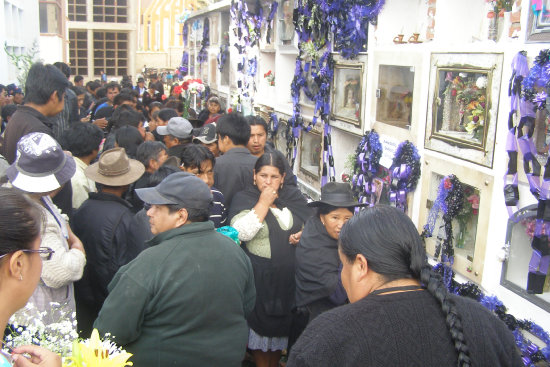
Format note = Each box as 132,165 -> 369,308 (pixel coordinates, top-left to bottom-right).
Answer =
339,205 -> 472,367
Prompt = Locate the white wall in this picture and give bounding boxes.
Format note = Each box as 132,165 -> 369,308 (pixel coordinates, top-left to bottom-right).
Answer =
39,35 -> 64,65
0,0 -> 40,85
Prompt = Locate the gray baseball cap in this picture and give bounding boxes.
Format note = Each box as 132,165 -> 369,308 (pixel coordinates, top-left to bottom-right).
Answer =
135,172 -> 212,209
157,117 -> 193,139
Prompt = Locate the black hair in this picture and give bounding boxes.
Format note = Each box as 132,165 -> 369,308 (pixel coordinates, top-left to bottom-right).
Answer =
113,92 -> 135,107
25,63 -> 70,105
70,86 -> 86,96
115,126 -> 144,158
245,115 -> 268,134
180,144 -> 215,170
148,165 -> 179,187
86,81 -> 100,91
1,104 -> 17,123
158,108 -> 178,123
0,188 -> 43,256
136,141 -> 168,168
149,101 -> 163,110
74,75 -> 84,84
316,205 -> 353,217
0,84 -> 5,93
164,100 -> 184,114
121,87 -> 138,98
61,122 -> 103,157
105,82 -> 121,92
167,204 -> 210,222
53,61 -> 71,78
339,205 -> 472,367
216,112 -> 251,146
254,150 -> 286,176
109,105 -> 144,131
95,87 -> 107,99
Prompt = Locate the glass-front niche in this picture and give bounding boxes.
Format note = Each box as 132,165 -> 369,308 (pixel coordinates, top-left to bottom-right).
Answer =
426,173 -> 480,267
376,65 -> 414,130
502,205 -> 550,311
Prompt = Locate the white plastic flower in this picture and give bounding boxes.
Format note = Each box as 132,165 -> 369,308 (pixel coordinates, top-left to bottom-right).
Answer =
476,76 -> 487,89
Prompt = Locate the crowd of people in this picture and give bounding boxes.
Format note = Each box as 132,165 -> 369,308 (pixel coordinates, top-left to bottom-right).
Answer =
0,62 -> 523,367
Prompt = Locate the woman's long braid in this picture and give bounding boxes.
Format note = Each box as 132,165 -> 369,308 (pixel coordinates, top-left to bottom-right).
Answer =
420,266 -> 472,367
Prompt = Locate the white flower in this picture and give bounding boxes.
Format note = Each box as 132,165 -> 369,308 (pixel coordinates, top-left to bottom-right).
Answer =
476,76 -> 487,89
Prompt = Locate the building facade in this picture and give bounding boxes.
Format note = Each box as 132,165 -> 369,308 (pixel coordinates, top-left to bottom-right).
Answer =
67,0 -> 137,80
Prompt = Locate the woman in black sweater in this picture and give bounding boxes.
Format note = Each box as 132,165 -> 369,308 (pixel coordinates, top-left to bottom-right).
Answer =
288,205 -> 522,367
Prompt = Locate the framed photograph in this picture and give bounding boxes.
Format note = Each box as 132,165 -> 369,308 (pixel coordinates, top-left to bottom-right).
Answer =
418,155 -> 493,283
501,205 -> 550,312
526,2 -> 550,43
331,62 -> 364,128
425,53 -> 503,168
299,129 -> 323,180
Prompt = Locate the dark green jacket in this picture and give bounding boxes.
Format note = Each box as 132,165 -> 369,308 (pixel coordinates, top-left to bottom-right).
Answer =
94,221 -> 256,367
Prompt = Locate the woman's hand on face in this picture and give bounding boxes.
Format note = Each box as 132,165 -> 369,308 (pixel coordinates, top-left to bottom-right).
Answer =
289,230 -> 302,246
12,345 -> 61,367
258,186 -> 278,207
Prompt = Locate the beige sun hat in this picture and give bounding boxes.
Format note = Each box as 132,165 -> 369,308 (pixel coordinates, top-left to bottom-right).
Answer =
85,147 -> 145,186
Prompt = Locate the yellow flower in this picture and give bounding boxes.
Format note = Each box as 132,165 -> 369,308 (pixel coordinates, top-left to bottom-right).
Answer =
465,122 -> 477,133
63,330 -> 132,367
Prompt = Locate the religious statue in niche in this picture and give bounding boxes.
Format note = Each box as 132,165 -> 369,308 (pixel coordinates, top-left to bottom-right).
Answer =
434,69 -> 490,147
278,0 -> 295,45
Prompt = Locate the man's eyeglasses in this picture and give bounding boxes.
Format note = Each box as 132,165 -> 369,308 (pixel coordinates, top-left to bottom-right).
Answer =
0,247 -> 55,261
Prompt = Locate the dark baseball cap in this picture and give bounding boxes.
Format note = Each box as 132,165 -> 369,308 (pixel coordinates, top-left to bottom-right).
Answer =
193,122 -> 217,144
135,172 -> 212,209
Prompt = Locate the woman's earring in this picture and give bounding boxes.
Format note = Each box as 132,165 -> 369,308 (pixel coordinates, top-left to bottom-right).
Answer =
19,274 -> 23,281
253,178 -> 256,185
280,182 -> 284,189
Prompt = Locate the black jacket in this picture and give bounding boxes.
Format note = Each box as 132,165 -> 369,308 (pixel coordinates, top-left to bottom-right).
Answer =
71,192 -> 145,336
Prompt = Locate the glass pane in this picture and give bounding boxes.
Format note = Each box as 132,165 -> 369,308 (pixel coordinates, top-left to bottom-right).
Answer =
300,132 -> 322,179
39,3 -> 60,34
502,207 -> 550,309
376,65 -> 414,129
278,0 -> 294,45
427,173 -> 480,263
433,68 -> 490,148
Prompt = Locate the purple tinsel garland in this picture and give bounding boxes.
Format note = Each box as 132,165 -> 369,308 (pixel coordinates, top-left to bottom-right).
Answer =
265,2 -> 278,44
197,18 -> 210,67
351,130 -> 382,206
389,141 -> 421,212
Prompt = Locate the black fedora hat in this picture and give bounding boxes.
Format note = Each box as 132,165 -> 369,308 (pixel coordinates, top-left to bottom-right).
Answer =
308,182 -> 367,208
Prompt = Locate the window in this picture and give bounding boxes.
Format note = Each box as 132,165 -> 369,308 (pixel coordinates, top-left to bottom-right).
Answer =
39,1 -> 62,35
69,30 -> 88,76
93,0 -> 128,23
93,31 -> 128,76
68,0 -> 87,21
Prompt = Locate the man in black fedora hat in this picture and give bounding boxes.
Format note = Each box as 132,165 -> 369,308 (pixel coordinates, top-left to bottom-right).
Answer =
71,147 -> 145,337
